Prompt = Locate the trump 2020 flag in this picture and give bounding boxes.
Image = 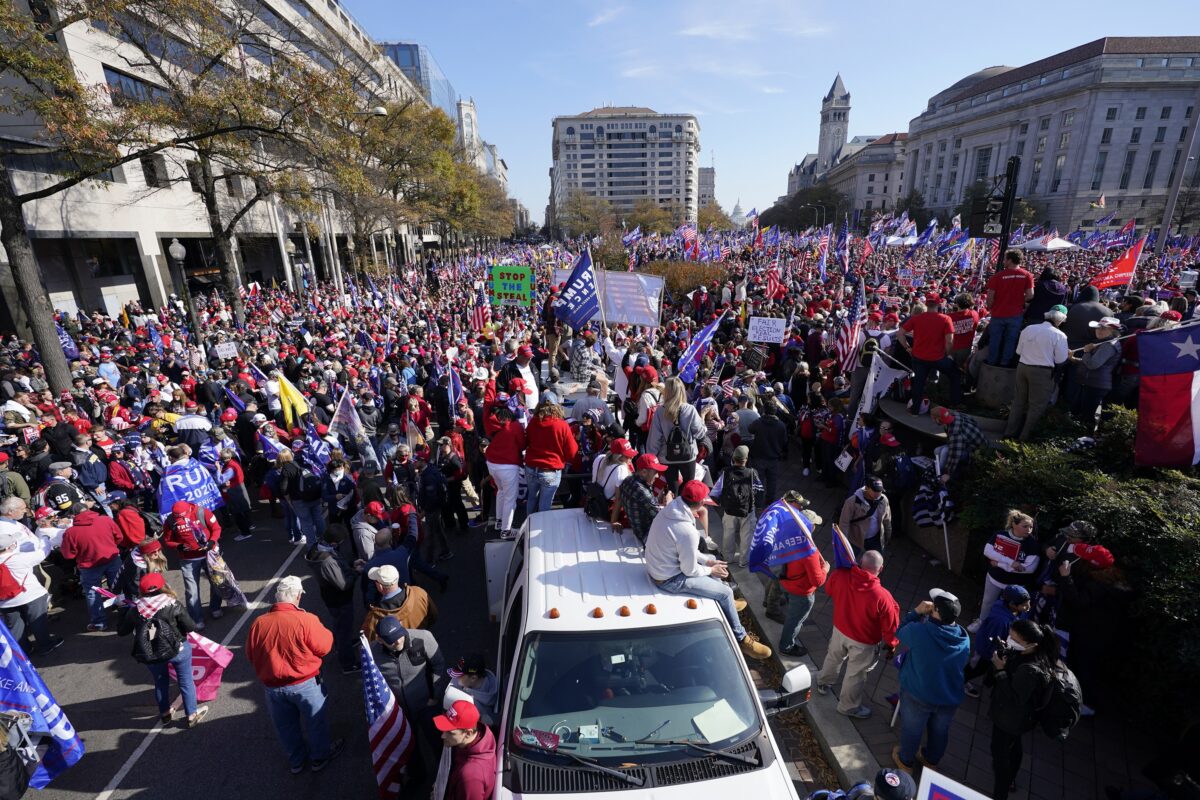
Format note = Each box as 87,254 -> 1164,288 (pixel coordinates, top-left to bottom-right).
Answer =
553,249 -> 600,329
677,309 -> 727,384
55,323 -> 79,361
157,458 -> 225,515
1135,324 -> 1200,467
747,499 -> 817,577
831,523 -> 858,570
0,622 -> 84,787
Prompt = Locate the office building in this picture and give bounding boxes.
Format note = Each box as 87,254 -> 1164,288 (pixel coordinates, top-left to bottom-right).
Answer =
787,75 -> 879,193
549,106 -> 701,228
380,42 -> 458,120
822,133 -> 909,218
698,167 -> 716,208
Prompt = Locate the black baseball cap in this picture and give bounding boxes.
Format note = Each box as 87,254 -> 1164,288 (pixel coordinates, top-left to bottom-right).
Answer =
875,767 -> 917,800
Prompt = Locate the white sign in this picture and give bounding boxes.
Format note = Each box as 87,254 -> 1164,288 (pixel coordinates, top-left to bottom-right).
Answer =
1181,270 -> 1198,290
214,342 -> 238,360
747,316 -> 787,344
916,767 -> 992,800
553,269 -> 664,328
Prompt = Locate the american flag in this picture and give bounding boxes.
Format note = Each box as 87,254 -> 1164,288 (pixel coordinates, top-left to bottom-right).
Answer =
627,249 -> 636,271
360,635 -> 414,798
468,282 -> 490,331
705,375 -> 736,397
678,224 -> 697,244
859,235 -> 875,266
835,279 -> 867,373
719,244 -> 731,261
765,268 -> 782,298
816,225 -> 831,280
834,217 -> 851,275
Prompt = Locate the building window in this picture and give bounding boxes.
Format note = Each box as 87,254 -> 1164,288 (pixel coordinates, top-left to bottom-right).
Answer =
1144,150 -> 1161,188
1091,151 -> 1107,191
1136,58 -> 1144,67
1106,107 -> 1118,121
1019,122 -> 1029,135
1016,140 -> 1025,155
1062,111 -> 1074,127
951,154 -> 960,167
1188,106 -> 1195,120
1101,128 -> 1113,144
865,200 -> 872,210
1155,126 -> 1167,143
1028,159 -> 1041,193
140,154 -> 169,188
1136,107 -> 1147,120
938,141 -> 946,152
937,156 -> 944,168
954,138 -> 962,149
1059,132 -> 1070,149
185,161 -> 203,193
1036,136 -> 1047,153
973,146 -> 993,182
866,186 -> 873,195
1039,117 -> 1050,131
103,65 -> 167,106
1119,150 -> 1136,189
868,174 -> 875,182
1161,107 -> 1172,120
1050,155 -> 1066,192
1130,127 -> 1141,144
1167,149 -> 1183,186
1182,127 -> 1190,143
223,174 -> 243,198
948,170 -> 957,186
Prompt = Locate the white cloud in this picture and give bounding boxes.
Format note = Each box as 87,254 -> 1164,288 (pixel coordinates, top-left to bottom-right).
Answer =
679,21 -> 754,41
760,86 -> 785,94
587,6 -> 626,26
620,64 -> 659,78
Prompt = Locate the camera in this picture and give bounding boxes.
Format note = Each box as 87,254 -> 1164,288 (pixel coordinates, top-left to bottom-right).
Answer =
991,637 -> 1017,660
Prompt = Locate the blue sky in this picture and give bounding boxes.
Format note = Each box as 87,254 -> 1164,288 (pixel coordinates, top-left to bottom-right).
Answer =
342,0 -> 1193,226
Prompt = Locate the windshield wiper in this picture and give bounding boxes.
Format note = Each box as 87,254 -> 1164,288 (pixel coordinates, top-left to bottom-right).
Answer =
517,737 -> 645,787
634,738 -> 760,767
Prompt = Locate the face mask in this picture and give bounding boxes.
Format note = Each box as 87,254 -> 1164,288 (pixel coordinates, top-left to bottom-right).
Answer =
1005,636 -> 1029,652
331,471 -> 345,481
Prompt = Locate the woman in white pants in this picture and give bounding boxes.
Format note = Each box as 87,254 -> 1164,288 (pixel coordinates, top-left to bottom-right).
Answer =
484,403 -> 526,539
967,510 -> 1041,632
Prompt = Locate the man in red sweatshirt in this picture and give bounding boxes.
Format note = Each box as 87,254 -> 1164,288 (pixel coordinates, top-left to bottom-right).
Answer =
434,699 -> 497,800
60,503 -> 122,631
815,550 -> 900,719
161,500 -> 223,631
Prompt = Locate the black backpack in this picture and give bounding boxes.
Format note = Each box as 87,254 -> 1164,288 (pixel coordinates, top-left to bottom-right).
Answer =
139,509 -> 164,539
720,468 -> 756,518
662,409 -> 695,464
1037,662 -> 1083,741
132,612 -> 183,664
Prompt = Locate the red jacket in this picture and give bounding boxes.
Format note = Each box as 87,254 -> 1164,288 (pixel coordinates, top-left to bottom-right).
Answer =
780,551 -> 828,598
162,504 -> 221,560
447,725 -> 498,800
823,566 -> 900,648
60,510 -> 121,568
245,603 -> 333,687
523,416 -> 578,470
485,420 -> 525,466
114,506 -> 147,549
108,460 -> 135,490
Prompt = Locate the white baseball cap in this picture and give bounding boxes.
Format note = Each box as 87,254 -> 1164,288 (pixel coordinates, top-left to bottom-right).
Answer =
367,564 -> 400,585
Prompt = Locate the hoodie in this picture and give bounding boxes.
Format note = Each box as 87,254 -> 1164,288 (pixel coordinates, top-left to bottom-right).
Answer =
304,541 -> 356,609
60,509 -> 122,568
1062,285 -> 1111,350
896,611 -> 971,706
449,670 -> 500,727
823,566 -> 900,647
447,725 -> 497,800
972,597 -> 1029,662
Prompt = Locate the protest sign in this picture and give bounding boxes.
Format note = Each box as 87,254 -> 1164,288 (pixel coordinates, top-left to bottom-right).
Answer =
214,342 -> 238,360
748,316 -> 787,344
491,263 -> 533,307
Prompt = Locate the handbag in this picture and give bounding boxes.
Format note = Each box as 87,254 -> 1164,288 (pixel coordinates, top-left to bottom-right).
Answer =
584,464 -> 620,519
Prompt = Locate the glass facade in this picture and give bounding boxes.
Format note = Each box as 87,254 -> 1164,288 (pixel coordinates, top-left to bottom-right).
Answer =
380,42 -> 457,119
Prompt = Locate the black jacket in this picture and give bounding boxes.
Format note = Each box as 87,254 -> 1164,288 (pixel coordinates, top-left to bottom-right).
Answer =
304,542 -> 357,608
748,414 -> 788,461
989,652 -> 1052,735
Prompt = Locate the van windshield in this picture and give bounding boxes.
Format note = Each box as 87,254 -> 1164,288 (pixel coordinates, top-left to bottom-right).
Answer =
508,620 -> 760,762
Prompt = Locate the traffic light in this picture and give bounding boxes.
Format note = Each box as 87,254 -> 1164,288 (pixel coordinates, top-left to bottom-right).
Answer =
968,195 -> 1008,238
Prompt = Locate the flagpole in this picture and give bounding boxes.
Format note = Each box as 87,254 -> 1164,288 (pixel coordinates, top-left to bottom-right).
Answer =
1067,315 -> 1200,354
588,246 -> 608,333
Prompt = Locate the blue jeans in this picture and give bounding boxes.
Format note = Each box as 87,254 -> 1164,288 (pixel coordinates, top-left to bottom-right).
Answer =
3,594 -> 52,649
780,591 -> 816,649
146,645 -> 197,717
179,557 -> 222,624
987,316 -> 1023,366
283,504 -> 300,540
657,572 -> 746,640
910,356 -> 962,409
897,690 -> 958,766
263,676 -> 332,769
525,467 -> 562,516
79,558 -> 121,627
292,499 -> 326,545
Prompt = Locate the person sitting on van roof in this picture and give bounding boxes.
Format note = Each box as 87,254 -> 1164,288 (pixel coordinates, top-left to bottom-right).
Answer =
611,453 -> 669,544
644,480 -> 771,660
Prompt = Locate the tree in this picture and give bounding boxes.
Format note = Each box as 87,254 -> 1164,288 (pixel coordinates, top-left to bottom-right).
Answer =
759,185 -> 850,231
557,190 -> 614,238
953,181 -> 990,232
895,189 -> 931,228
697,203 -> 734,232
1011,198 -> 1041,227
624,198 -> 673,236
1170,182 -> 1200,234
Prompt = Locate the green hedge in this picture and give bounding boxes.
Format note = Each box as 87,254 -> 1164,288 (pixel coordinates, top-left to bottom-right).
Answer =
959,407 -> 1200,724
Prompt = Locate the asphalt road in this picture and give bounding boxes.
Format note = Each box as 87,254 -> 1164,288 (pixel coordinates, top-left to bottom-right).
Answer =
34,514 -> 497,800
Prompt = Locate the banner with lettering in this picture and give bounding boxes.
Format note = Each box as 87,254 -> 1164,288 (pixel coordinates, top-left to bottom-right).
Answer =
157,458 -> 225,515
490,263 -> 533,307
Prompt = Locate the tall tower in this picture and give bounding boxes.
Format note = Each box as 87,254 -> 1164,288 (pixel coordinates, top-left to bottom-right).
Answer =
817,74 -> 850,173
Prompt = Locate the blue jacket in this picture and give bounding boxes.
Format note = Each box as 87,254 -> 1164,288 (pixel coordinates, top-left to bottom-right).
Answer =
972,597 -> 1029,661
321,473 -> 357,515
897,611 -> 970,706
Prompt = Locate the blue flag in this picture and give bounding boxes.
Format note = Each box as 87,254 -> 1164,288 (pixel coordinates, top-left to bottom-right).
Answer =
905,219 -> 938,261
147,323 -> 164,358
0,624 -> 84,787
223,385 -> 245,413
747,499 -> 817,577
157,458 -> 224,515
257,432 -> 286,461
55,323 -> 79,360
553,249 -> 600,329
831,523 -> 858,570
677,309 -> 727,384
304,424 -> 331,474
250,364 -> 270,387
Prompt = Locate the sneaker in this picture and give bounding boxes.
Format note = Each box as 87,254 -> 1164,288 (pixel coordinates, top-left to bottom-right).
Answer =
160,710 -> 176,725
34,637 -> 65,656
815,683 -> 832,696
290,763 -> 306,775
85,623 -> 107,632
499,530 -> 517,540
839,704 -> 872,719
186,706 -> 209,728
780,643 -> 808,657
733,598 -> 748,613
963,682 -> 981,699
891,745 -> 913,774
210,609 -> 224,619
234,533 -> 253,542
738,633 -> 771,660
310,739 -> 345,772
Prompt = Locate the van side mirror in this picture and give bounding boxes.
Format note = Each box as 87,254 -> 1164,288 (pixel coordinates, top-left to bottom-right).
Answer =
759,665 -> 812,717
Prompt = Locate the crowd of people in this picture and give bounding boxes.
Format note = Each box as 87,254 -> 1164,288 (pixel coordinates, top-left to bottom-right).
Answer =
0,226 -> 1190,799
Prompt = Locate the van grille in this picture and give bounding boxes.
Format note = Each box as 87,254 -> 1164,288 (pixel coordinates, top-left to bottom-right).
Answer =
509,740 -> 762,793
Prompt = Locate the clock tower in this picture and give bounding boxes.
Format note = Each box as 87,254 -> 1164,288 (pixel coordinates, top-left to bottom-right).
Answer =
818,74 -> 850,173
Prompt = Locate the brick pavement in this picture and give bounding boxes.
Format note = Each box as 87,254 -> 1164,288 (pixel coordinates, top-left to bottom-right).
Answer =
738,455 -> 1159,800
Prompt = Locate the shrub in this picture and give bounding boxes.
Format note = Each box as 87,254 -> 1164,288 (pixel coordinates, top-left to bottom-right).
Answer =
638,260 -> 729,296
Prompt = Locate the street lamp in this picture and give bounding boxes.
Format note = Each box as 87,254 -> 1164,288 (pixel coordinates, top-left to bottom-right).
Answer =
166,238 -> 201,338
354,106 -> 388,118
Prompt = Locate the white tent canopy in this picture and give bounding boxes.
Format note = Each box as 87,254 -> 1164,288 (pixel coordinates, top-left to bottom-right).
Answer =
1012,236 -> 1079,251
885,235 -> 918,247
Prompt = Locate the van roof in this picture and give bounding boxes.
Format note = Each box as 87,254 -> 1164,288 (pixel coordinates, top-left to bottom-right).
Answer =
522,509 -> 725,633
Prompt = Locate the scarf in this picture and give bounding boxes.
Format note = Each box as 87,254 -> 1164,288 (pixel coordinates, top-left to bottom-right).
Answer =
134,593 -> 175,620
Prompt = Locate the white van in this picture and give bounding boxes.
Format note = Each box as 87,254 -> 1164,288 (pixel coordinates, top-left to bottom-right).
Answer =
491,508 -> 811,798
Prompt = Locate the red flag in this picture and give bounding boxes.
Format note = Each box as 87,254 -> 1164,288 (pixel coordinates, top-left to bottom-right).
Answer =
1135,325 -> 1200,467
1091,237 -> 1147,289
859,237 -> 875,265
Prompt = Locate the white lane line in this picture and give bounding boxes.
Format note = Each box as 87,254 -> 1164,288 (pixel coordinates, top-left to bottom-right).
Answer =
95,543 -> 307,800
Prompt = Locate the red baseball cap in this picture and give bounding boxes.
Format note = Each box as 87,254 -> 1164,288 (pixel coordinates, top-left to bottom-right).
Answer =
680,479 -> 715,505
365,501 -> 386,518
433,699 -> 480,732
171,501 -> 191,515
517,344 -> 533,358
1074,543 -> 1115,569
509,378 -> 533,396
609,438 -> 637,458
637,365 -> 658,382
634,453 -> 667,472
139,573 -> 165,594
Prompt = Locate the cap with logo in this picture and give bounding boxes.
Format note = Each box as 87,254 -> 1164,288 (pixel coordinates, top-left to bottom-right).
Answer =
433,699 -> 481,732
448,653 -> 487,679
375,616 -> 408,646
634,453 -> 667,472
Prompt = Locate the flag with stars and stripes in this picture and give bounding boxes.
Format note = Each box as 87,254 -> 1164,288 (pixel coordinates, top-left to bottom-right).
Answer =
816,225 -> 832,281
835,278 -> 867,373
468,281 -> 491,332
765,268 -> 782,299
834,217 -> 851,275
360,635 -> 414,798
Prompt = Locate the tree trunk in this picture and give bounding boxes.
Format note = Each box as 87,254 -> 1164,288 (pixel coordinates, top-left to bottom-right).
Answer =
197,150 -> 245,325
0,164 -> 72,393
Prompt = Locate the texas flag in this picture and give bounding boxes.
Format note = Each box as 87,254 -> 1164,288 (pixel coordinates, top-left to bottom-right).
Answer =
1091,236 -> 1146,289
1136,325 -> 1200,467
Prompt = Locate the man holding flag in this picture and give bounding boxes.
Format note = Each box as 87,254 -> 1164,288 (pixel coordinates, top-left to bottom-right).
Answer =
815,527 -> 899,719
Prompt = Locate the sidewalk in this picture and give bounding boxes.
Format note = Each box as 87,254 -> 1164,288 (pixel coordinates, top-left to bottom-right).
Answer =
731,456 -> 1159,800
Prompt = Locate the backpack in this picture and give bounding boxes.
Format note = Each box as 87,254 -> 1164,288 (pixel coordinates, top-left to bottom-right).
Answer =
298,469 -> 322,501
892,453 -> 916,492
639,389 -> 660,433
132,612 -> 183,664
720,468 -> 755,518
584,464 -> 621,520
1036,662 -> 1082,741
662,415 -> 695,464
139,509 -> 164,539
170,512 -> 209,549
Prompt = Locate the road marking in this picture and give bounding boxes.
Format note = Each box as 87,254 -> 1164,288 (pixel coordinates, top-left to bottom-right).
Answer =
95,543 -> 307,800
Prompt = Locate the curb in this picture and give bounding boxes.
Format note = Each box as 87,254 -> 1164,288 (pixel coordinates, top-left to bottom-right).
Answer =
733,561 -> 883,790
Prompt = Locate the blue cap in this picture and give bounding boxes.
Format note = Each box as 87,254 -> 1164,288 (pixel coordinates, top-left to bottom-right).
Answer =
376,616 -> 408,646
1001,584 -> 1031,605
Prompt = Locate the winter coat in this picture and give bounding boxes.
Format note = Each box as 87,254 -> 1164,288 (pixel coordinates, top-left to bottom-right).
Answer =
823,566 -> 900,648
374,630 -> 447,715
896,611 -> 970,706
361,585 -> 437,641
973,597 -> 1030,661
837,489 -> 893,550
446,725 -> 498,800
304,541 -> 357,609
990,651 -> 1053,734
60,510 -> 122,568
779,551 -> 828,598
